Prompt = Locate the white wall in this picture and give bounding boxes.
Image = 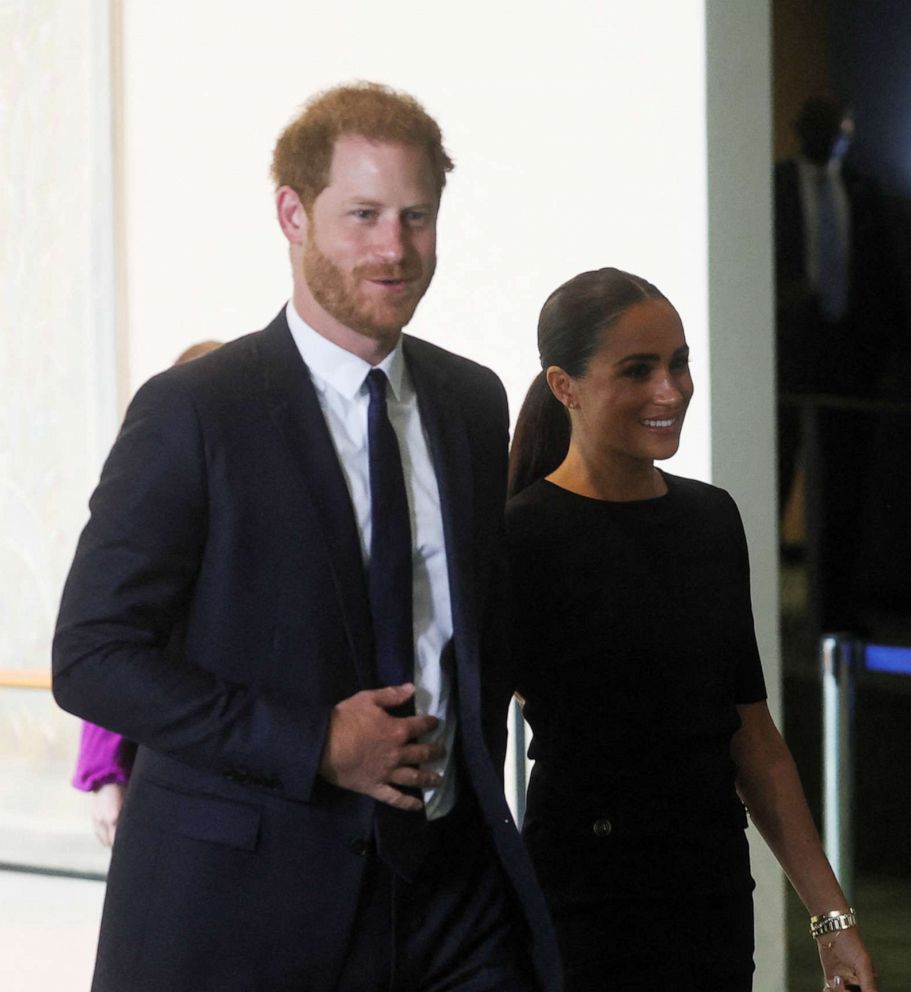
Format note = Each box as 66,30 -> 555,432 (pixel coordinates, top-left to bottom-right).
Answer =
120,0 -> 710,482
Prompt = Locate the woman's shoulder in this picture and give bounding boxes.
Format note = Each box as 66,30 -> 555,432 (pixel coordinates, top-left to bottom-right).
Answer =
507,477 -> 554,511
664,472 -> 737,507
505,479 -> 567,538
663,473 -> 744,531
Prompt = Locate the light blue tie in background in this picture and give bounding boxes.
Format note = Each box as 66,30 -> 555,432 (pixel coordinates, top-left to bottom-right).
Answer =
816,173 -> 848,321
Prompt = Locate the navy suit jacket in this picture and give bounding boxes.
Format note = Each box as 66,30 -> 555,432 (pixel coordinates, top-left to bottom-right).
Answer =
53,310 -> 559,991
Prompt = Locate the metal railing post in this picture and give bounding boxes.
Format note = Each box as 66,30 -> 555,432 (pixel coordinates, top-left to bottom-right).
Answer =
512,697 -> 527,827
820,633 -> 856,900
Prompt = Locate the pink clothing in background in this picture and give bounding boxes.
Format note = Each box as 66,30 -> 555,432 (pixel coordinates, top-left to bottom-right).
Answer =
72,721 -> 133,792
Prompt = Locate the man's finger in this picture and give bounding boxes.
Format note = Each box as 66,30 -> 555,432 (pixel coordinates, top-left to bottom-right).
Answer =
370,683 -> 416,708
372,783 -> 424,811
398,741 -> 446,766
369,687 -> 441,734
388,766 -> 443,790
397,713 -> 441,740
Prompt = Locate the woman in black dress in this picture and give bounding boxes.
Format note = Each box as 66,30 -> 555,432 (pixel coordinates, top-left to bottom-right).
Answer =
507,267 -> 876,991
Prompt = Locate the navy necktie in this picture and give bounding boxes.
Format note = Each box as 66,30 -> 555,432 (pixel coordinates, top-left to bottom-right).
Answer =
365,368 -> 414,706
365,369 -> 428,879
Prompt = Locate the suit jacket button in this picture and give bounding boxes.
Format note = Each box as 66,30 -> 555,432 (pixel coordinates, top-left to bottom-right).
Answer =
348,838 -> 371,856
592,818 -> 612,837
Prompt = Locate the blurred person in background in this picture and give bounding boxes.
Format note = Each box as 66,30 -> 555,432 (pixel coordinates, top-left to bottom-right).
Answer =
774,98 -> 901,633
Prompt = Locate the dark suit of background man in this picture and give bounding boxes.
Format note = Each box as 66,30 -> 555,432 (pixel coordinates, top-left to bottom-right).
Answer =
775,97 -> 901,629
53,82 -> 559,992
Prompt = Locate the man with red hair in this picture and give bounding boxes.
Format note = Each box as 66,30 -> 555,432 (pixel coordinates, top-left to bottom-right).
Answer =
54,82 -> 558,991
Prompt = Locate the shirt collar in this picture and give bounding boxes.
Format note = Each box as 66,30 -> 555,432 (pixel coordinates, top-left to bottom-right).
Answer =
285,300 -> 406,401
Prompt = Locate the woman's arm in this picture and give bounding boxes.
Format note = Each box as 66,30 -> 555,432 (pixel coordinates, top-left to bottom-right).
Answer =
91,782 -> 126,847
731,700 -> 878,992
73,722 -> 134,847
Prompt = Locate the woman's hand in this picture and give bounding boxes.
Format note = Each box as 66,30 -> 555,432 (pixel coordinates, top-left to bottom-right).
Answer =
91,782 -> 125,847
730,704 -> 879,992
818,927 -> 878,991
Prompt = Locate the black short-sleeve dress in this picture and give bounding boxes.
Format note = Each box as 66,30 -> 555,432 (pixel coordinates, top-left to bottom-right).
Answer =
506,473 -> 767,992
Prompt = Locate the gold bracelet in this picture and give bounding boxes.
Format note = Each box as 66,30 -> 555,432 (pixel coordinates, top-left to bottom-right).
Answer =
809,907 -> 856,939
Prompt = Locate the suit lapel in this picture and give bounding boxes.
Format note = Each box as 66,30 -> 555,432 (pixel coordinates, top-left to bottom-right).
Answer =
404,339 -> 481,713
253,319 -> 484,698
257,311 -> 373,687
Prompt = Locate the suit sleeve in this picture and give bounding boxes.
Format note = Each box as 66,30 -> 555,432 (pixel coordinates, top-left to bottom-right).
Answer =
52,373 -> 331,801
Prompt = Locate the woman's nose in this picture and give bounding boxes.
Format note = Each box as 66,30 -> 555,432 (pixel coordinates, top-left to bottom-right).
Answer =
653,370 -> 684,404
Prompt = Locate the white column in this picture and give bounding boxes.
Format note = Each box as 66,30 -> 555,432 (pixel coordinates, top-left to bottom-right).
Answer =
0,0 -> 120,875
705,3 -> 785,989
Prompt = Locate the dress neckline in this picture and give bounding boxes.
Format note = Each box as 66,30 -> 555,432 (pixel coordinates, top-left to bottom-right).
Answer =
539,470 -> 674,507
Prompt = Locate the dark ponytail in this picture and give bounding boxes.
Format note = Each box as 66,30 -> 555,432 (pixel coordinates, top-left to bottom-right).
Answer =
508,267 -> 667,498
507,372 -> 570,498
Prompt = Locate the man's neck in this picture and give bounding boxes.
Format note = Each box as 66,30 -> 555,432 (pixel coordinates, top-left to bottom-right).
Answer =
291,289 -> 400,366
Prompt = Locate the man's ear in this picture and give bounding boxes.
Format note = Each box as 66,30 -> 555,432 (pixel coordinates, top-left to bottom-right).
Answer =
545,366 -> 575,410
276,186 -> 308,245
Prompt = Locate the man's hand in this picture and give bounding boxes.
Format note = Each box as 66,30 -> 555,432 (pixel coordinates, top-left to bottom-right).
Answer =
91,782 -> 125,847
319,683 -> 444,810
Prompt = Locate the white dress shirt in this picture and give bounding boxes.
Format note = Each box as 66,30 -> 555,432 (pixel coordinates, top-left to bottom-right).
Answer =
285,301 -> 456,818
